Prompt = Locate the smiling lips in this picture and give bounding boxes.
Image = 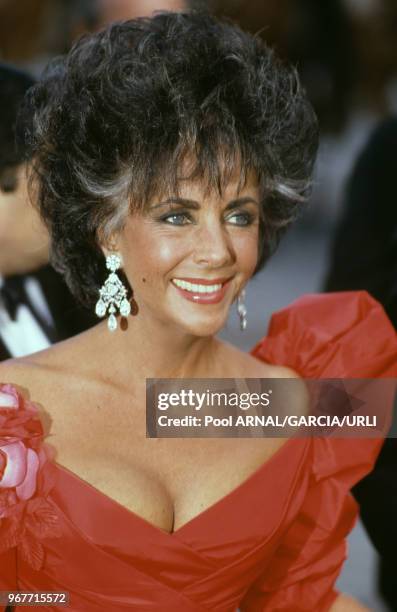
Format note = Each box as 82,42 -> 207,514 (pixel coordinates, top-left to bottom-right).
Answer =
171,277 -> 232,304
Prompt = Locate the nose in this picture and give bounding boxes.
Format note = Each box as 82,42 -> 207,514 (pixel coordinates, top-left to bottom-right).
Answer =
193,217 -> 235,268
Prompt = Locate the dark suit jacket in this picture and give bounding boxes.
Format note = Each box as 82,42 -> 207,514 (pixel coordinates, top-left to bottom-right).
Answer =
0,264 -> 97,361
324,117 -> 397,326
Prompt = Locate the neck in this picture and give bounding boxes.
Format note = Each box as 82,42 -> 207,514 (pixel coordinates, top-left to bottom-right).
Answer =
97,311 -> 222,382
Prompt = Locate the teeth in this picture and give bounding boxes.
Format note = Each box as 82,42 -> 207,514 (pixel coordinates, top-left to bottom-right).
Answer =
172,279 -> 223,293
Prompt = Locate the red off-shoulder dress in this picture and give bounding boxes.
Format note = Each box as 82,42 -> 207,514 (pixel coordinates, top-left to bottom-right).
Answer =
0,291 -> 396,611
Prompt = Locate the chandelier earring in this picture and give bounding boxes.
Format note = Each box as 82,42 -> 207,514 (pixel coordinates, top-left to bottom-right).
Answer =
237,287 -> 247,331
95,252 -> 131,332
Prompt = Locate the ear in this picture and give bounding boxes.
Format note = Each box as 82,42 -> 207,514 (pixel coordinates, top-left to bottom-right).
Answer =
98,229 -> 120,259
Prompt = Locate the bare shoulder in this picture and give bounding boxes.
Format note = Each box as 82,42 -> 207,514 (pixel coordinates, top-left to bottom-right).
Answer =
0,354 -> 50,399
217,340 -> 301,379
0,325 -> 103,406
216,341 -> 308,415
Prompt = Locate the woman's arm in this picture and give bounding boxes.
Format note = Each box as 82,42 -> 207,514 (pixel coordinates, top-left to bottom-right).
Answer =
330,593 -> 371,612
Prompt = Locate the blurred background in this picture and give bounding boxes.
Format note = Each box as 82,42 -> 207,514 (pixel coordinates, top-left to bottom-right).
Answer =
1,1 -> 396,610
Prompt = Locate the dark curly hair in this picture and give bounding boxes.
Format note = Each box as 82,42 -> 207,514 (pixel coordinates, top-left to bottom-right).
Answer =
20,10 -> 318,308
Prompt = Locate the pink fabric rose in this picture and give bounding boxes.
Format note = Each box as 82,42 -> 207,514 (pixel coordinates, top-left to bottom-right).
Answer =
0,384 -> 43,442
0,383 -> 61,570
0,385 -> 42,513
0,388 -> 18,409
0,441 -> 40,502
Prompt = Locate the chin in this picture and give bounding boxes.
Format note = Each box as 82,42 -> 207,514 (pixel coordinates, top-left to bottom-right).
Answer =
176,316 -> 227,338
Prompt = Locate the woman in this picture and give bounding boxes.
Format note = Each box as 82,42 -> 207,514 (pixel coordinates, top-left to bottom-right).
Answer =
0,11 -> 396,611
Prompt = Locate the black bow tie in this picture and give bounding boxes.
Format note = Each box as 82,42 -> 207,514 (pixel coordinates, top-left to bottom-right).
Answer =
0,276 -> 26,321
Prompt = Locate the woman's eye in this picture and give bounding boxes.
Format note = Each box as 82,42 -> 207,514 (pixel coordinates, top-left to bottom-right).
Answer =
161,212 -> 192,226
226,212 -> 254,226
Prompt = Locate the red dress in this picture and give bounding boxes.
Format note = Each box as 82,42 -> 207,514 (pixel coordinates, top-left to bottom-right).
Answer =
0,291 -> 396,611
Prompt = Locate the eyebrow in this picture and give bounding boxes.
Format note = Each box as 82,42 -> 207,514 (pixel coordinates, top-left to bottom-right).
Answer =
150,196 -> 259,211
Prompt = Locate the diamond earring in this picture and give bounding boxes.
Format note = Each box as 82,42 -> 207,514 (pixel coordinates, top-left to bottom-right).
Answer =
95,253 -> 131,332
237,287 -> 247,331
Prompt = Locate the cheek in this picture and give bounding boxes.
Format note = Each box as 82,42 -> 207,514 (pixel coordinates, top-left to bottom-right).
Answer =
121,231 -> 188,286
233,229 -> 259,273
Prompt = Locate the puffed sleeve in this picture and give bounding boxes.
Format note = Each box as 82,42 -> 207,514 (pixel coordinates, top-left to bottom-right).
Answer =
239,437 -> 382,611
242,291 -> 397,610
251,290 -> 397,379
0,384 -> 61,611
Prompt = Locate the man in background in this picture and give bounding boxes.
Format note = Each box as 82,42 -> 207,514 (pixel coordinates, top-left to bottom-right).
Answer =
0,63 -> 95,361
324,118 -> 397,611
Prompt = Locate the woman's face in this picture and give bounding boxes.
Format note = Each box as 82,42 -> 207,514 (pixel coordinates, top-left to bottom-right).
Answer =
114,171 -> 260,337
